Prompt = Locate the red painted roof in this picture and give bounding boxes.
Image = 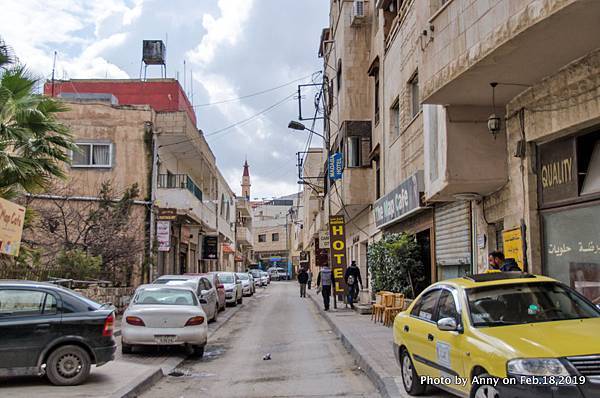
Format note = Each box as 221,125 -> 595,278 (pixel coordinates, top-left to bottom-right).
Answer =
243,160 -> 250,177
44,79 -> 197,126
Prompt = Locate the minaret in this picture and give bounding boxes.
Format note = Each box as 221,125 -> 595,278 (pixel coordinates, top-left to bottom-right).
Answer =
241,159 -> 251,200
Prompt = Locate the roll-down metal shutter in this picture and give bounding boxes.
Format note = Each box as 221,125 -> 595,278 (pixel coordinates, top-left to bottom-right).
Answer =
435,201 -> 471,267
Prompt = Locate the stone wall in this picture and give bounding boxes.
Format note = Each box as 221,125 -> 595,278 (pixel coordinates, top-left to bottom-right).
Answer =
76,286 -> 135,313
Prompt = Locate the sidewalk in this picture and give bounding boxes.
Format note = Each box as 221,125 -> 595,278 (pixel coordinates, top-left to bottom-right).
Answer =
308,290 -> 450,398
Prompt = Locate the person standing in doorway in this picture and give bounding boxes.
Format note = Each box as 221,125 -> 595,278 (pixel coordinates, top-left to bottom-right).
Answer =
297,268 -> 308,297
316,265 -> 333,311
307,269 -> 313,290
344,261 -> 363,309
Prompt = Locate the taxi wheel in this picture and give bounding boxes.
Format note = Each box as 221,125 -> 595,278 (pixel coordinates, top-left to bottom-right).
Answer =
400,349 -> 425,395
471,374 -> 500,398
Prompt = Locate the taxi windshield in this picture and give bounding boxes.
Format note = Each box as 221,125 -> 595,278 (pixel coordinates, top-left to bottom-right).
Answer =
466,282 -> 600,327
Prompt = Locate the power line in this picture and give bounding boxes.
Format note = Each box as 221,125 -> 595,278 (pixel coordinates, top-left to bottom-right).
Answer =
192,72 -> 321,108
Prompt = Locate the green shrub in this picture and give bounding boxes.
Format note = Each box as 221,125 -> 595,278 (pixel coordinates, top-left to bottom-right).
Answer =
53,249 -> 101,281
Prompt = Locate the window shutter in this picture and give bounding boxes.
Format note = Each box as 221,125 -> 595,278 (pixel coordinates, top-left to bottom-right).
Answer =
361,136 -> 371,167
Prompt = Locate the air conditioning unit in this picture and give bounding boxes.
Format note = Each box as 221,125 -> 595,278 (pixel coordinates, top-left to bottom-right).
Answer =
352,0 -> 366,25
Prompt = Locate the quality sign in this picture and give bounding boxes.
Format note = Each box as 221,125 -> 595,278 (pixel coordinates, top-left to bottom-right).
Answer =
329,215 -> 347,298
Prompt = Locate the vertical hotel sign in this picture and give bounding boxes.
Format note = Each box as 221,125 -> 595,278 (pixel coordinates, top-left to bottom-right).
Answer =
329,215 -> 347,298
0,198 -> 26,257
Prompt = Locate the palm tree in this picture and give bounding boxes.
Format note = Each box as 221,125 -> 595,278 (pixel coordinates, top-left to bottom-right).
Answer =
0,38 -> 75,199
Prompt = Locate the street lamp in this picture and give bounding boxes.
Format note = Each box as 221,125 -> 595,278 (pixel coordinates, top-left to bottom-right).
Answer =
288,121 -> 326,141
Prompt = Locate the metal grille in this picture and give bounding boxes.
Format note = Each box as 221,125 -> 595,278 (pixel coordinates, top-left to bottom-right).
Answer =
567,354 -> 600,376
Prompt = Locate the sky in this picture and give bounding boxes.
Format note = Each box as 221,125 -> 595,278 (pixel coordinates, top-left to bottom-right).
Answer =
0,0 -> 328,199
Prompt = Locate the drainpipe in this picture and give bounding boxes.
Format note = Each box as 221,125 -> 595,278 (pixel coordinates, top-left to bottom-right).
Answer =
148,121 -> 159,283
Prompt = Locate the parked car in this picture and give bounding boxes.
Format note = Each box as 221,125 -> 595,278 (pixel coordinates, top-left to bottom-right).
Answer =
154,274 -> 218,322
121,285 -> 207,357
202,272 -> 226,311
249,269 -> 264,287
261,271 -> 270,285
247,273 -> 256,294
394,272 -> 600,398
217,272 -> 243,306
277,268 -> 289,281
268,268 -> 280,281
236,273 -> 253,297
0,280 -> 116,386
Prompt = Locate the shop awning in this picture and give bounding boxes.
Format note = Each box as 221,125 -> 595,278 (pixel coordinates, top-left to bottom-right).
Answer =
222,243 -> 235,254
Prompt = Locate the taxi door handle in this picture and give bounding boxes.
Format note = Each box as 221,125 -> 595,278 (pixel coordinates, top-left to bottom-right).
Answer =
427,333 -> 434,341
403,325 -> 409,332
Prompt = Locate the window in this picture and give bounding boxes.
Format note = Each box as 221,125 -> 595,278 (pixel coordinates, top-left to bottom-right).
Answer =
375,159 -> 381,199
390,98 -> 400,137
220,194 -> 225,216
336,59 -> 342,92
346,134 -> 371,168
348,136 -> 361,167
409,72 -> 421,118
272,233 -> 279,242
258,234 -> 266,243
437,290 -> 459,324
72,143 -> 112,167
410,289 -> 441,321
374,71 -> 380,125
0,290 -> 53,316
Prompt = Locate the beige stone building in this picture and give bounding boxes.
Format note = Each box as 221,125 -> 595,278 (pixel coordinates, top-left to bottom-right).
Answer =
36,79 -> 239,283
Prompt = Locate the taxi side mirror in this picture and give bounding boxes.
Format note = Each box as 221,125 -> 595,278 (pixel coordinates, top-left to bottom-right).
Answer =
437,317 -> 459,332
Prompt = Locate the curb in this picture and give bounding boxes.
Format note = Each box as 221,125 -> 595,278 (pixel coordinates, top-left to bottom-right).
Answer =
112,295 -> 251,397
308,292 -> 402,398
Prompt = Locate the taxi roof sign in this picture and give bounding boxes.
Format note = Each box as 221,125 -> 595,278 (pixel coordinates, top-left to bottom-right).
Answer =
463,272 -> 536,283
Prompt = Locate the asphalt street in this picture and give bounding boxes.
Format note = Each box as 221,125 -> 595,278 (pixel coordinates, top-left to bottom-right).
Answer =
141,282 -> 380,398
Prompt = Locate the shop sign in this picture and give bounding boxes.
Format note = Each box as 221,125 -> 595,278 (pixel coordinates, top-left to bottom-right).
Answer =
329,215 -> 347,297
328,152 -> 343,180
314,237 -> 329,268
319,230 -> 330,248
502,228 -> 525,271
300,251 -> 310,263
202,236 -> 218,260
156,221 -> 171,252
538,138 -> 577,207
373,171 -> 424,228
157,208 -> 177,221
0,198 -> 26,257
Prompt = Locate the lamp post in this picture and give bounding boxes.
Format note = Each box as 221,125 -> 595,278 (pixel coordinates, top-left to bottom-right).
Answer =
288,120 -> 337,308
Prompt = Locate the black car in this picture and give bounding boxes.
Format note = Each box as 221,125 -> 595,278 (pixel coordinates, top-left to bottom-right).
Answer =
0,280 -> 117,385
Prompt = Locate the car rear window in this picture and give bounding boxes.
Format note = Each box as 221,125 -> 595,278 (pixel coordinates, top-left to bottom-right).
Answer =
466,282 -> 600,327
134,288 -> 197,306
237,274 -> 249,280
218,273 -> 234,283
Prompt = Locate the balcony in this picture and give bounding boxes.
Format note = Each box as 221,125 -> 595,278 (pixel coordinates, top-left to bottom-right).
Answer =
236,226 -> 253,247
236,198 -> 252,217
156,174 -> 217,231
421,0 -> 600,107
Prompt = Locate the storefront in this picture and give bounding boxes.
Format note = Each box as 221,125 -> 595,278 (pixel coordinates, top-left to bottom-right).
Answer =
373,171 -> 435,288
538,129 -> 600,304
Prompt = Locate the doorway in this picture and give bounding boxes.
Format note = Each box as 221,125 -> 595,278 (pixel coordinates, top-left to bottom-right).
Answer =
416,229 -> 432,294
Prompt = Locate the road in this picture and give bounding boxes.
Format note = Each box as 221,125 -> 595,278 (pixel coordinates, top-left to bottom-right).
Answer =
142,282 -> 380,398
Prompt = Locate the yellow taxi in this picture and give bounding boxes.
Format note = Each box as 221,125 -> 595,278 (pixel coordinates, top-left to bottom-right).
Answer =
393,272 -> 600,398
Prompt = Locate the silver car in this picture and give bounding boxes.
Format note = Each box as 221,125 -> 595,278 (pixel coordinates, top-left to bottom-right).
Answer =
236,273 -> 253,297
249,269 -> 264,287
218,272 -> 243,306
121,285 -> 208,357
153,275 -> 219,322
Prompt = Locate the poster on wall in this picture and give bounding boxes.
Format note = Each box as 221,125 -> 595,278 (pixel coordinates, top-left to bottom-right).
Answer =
502,228 -> 524,271
156,221 -> 171,252
0,198 -> 26,257
329,215 -> 347,299
203,236 -> 218,260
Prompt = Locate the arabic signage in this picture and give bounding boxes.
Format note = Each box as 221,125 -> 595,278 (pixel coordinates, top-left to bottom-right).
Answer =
202,236 -> 218,260
502,228 -> 525,271
157,208 -> 177,221
314,237 -> 329,268
373,171 -> 424,228
537,138 -> 577,207
156,221 -> 171,252
0,198 -> 26,257
328,152 -> 343,180
329,215 -> 347,298
319,230 -> 330,248
542,204 -> 600,303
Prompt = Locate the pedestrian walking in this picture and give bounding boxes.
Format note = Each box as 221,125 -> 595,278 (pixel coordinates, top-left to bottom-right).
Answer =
307,270 -> 313,290
488,251 -> 521,272
316,265 -> 333,311
344,261 -> 363,309
297,268 -> 309,297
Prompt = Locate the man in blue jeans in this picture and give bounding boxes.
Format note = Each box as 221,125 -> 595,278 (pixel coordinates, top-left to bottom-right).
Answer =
344,261 -> 363,309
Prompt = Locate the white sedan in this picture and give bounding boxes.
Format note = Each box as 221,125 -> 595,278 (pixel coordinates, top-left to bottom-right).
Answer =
121,285 -> 208,357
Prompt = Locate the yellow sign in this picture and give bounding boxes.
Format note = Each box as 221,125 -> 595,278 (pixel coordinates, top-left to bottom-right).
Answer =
502,228 -> 524,271
0,198 -> 26,257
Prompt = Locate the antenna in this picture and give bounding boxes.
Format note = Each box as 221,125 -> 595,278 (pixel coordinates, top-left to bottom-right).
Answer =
51,51 -> 57,97
183,60 -> 186,94
190,70 -> 194,104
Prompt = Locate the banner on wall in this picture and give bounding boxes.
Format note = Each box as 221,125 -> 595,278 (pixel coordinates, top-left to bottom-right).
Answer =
156,221 -> 171,252
502,227 -> 525,270
329,215 -> 347,298
0,198 -> 26,257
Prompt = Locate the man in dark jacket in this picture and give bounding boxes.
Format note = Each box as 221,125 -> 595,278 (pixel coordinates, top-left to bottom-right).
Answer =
297,268 -> 309,297
344,261 -> 363,309
501,258 -> 521,272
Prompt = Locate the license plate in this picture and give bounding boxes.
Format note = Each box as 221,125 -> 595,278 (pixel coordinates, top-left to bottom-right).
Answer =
154,335 -> 176,344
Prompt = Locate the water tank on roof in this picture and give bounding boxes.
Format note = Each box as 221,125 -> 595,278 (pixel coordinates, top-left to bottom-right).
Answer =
142,40 -> 166,65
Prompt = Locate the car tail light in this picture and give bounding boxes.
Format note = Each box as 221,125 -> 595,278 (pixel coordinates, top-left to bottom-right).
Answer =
185,316 -> 205,326
103,313 -> 115,336
217,284 -> 224,289
126,316 -> 146,327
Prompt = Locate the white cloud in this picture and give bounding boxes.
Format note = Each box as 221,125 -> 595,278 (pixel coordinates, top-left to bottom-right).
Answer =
186,0 -> 254,67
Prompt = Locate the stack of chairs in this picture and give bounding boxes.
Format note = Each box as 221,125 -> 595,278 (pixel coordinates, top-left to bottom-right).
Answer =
383,293 -> 405,327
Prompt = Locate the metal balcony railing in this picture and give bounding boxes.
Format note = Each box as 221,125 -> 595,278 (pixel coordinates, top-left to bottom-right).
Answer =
157,174 -> 203,202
